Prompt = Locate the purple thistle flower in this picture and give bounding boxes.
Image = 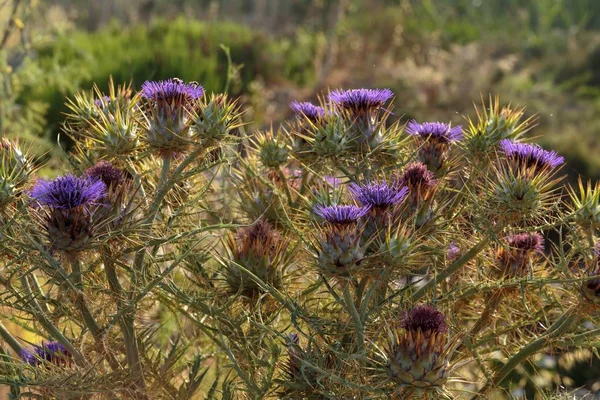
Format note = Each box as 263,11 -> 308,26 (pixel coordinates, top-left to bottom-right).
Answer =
313,204 -> 370,225
328,88 -> 393,112
21,341 -> 70,366
349,180 -> 408,208
30,175 -> 106,210
506,232 -> 545,254
324,176 -> 343,187
141,78 -> 204,106
20,349 -> 37,365
447,243 -> 460,261
402,304 -> 448,334
406,121 -> 463,143
94,96 -> 110,107
499,139 -> 564,170
85,161 -> 125,189
290,101 -> 325,121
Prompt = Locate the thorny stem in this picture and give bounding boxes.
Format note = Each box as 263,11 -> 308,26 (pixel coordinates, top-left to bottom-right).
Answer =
410,235 -> 493,302
0,321 -> 22,355
472,308 -> 580,398
69,257 -> 121,371
19,276 -> 88,367
104,254 -> 147,398
69,257 -> 102,338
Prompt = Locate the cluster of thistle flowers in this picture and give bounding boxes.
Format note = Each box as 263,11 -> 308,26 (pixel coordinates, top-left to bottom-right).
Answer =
2,79 -> 600,399
0,78 -> 244,397
226,88 -> 600,398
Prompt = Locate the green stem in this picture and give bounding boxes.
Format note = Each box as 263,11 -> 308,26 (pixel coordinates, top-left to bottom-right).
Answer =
343,284 -> 364,356
0,322 -> 22,355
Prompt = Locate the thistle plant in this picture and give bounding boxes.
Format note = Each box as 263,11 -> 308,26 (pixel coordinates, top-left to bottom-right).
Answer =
2,82 -> 600,400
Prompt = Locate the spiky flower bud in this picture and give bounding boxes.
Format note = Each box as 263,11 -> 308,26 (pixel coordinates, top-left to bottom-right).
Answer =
0,138 -> 31,207
581,245 -> 600,306
29,175 -> 106,252
386,305 -> 450,392
65,82 -> 141,158
406,121 -> 462,171
191,93 -> 238,142
224,220 -> 287,297
20,341 -> 71,366
329,88 -> 393,148
282,333 -> 340,397
494,232 -> 545,278
313,204 -> 369,276
569,179 -> 600,229
257,133 -> 289,169
141,78 -> 204,155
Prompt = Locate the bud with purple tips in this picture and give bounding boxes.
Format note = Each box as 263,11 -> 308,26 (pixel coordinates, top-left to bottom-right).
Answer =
386,305 -> 451,392
494,232 -> 545,278
29,174 -> 107,252
141,78 -> 204,155
224,220 -> 288,297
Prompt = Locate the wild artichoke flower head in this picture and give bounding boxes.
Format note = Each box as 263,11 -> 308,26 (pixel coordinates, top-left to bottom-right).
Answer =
329,88 -> 393,114
583,244 -> 600,305
141,78 -> 204,110
290,101 -> 325,122
397,162 -> 437,191
407,121 -> 463,172
235,219 -> 282,260
328,88 -> 393,149
313,204 -> 370,225
349,180 -> 408,209
406,121 -> 463,143
141,78 -> 204,154
21,341 -> 70,366
29,175 -> 107,252
499,139 -> 564,172
494,232 -> 545,278
30,175 -> 106,210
